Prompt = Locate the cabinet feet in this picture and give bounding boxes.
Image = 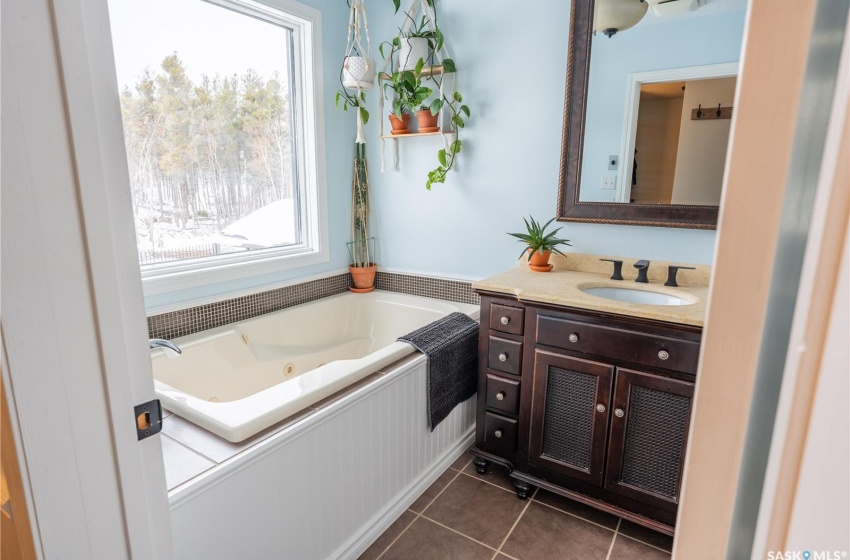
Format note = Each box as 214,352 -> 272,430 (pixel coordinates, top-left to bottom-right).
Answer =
512,479 -> 532,500
472,456 -> 490,475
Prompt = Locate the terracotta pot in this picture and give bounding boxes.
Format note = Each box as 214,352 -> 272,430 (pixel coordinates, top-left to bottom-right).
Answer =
527,249 -> 553,272
388,113 -> 411,135
416,109 -> 439,133
349,264 -> 377,293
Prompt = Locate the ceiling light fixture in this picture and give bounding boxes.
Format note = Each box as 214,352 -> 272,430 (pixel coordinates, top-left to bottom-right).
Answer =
593,0 -> 649,38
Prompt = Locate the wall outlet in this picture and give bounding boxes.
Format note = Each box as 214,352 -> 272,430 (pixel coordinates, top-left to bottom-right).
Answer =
600,174 -> 617,190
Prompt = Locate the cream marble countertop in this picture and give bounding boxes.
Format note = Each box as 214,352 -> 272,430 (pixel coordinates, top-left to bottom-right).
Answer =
473,253 -> 710,327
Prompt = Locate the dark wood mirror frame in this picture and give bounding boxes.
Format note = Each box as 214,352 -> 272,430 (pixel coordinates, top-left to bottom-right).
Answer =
556,0 -> 719,230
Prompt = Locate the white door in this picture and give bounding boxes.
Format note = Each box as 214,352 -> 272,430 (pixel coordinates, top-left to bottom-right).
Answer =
1,0 -> 173,557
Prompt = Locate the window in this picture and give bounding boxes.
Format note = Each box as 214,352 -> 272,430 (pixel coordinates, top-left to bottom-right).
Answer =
108,0 -> 326,296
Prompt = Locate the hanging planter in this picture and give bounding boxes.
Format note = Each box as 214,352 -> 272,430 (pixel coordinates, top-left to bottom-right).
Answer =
378,0 -> 471,190
336,0 -> 378,292
342,55 -> 376,90
335,0 -> 376,141
398,37 -> 431,71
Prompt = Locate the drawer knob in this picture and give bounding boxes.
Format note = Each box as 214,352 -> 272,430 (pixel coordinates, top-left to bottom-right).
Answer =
498,353 -> 508,362
500,316 -> 510,325
658,350 -> 670,361
596,404 -> 606,413
494,429 -> 503,438
568,333 -> 579,343
614,408 -> 625,418
496,391 -> 506,401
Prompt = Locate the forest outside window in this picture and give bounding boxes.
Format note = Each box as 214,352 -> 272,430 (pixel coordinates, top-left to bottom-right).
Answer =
108,0 -> 326,296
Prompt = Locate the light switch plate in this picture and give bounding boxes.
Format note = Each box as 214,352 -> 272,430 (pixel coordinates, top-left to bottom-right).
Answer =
608,155 -> 619,170
600,175 -> 617,190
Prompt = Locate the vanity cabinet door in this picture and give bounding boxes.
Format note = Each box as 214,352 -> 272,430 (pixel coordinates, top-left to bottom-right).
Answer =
528,350 -> 614,487
604,368 -> 694,512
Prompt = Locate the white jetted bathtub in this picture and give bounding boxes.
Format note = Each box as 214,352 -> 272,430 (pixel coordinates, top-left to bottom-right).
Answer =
152,290 -> 479,442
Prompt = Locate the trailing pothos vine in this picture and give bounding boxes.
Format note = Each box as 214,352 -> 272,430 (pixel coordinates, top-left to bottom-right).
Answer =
382,0 -> 470,190
335,72 -> 370,127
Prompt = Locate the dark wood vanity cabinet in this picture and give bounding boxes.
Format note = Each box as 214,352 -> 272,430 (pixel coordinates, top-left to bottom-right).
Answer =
473,294 -> 700,535
528,351 -> 613,487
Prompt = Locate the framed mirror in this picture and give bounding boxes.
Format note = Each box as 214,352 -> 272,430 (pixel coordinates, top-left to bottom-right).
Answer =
557,0 -> 746,229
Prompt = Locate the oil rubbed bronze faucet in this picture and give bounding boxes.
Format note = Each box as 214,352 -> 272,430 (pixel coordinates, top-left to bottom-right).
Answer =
599,258 -> 624,280
665,265 -> 696,287
633,260 -> 650,283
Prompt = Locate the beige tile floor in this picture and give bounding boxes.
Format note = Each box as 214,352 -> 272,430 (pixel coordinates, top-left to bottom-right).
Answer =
359,453 -> 673,560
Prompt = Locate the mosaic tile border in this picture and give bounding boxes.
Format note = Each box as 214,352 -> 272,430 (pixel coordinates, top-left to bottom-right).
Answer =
147,273 -> 351,340
147,270 -> 480,340
374,271 -> 479,306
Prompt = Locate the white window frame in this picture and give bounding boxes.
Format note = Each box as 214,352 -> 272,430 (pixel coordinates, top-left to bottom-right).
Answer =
133,0 -> 328,297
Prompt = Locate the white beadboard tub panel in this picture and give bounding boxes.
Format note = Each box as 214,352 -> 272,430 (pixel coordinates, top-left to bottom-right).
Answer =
168,357 -> 476,560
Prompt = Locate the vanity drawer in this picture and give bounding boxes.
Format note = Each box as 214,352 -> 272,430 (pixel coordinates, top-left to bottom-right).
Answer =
485,374 -> 520,416
536,315 -> 700,375
488,336 -> 523,375
489,303 -> 524,335
483,412 -> 517,455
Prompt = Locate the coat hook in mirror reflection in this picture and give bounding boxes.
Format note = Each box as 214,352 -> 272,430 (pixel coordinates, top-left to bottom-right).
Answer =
716,103 -> 722,117
696,104 -> 703,119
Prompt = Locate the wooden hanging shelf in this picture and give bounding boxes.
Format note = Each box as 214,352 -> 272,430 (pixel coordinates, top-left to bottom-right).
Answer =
379,131 -> 452,139
379,65 -> 454,80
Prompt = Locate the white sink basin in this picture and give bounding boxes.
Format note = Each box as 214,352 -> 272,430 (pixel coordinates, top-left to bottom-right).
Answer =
580,286 -> 692,306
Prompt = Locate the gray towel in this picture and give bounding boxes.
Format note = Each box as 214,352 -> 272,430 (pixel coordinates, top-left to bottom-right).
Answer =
398,312 -> 479,431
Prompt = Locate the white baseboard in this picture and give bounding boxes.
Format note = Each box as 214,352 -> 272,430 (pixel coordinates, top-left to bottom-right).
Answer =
332,428 -> 476,560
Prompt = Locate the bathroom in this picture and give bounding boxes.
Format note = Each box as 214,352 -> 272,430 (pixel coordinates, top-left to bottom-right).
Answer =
1,0 -> 848,558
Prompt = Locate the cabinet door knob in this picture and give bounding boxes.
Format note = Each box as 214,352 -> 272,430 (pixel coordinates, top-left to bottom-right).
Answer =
614,408 -> 625,418
500,316 -> 510,325
596,404 -> 606,413
568,333 -> 579,343
658,350 -> 670,361
498,353 -> 508,362
496,391 -> 506,401
494,429 -> 503,438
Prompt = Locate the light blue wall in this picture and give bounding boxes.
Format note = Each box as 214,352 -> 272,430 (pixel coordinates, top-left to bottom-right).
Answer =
357,0 -> 743,282
149,0 -> 746,310
145,0 -> 355,310
581,12 -> 746,202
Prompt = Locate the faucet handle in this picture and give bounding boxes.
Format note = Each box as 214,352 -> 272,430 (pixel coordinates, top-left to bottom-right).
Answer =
599,258 -> 624,280
665,265 -> 695,287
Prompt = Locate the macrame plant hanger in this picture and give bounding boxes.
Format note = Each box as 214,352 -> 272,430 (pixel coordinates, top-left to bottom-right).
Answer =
342,0 -> 377,275
343,0 -> 375,143
378,0 -> 456,172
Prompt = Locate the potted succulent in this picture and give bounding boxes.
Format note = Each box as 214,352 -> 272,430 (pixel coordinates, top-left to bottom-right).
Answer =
508,216 -> 572,272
